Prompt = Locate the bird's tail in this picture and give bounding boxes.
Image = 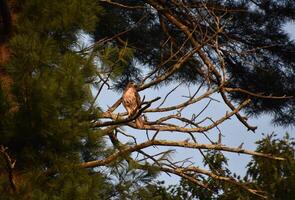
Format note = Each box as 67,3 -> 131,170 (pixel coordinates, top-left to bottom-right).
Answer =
135,116 -> 144,128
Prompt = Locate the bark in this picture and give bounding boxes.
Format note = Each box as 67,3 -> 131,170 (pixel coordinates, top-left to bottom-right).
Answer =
0,0 -> 17,96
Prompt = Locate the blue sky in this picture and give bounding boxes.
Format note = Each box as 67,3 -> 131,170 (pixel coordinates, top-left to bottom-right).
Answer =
97,22 -> 295,185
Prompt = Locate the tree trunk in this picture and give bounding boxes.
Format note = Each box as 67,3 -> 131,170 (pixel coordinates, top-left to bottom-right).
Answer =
0,0 -> 18,110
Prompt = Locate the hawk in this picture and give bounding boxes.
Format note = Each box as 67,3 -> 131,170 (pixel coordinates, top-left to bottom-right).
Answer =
122,81 -> 144,128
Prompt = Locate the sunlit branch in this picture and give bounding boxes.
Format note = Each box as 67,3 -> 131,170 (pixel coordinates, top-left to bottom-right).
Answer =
131,99 -> 251,133
80,138 -> 284,168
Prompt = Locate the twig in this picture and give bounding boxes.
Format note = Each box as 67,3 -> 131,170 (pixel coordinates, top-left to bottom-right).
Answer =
99,0 -> 145,9
0,145 -> 17,192
224,87 -> 293,100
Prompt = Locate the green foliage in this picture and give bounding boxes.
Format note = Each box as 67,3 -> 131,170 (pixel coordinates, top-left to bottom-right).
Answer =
98,42 -> 135,79
246,133 -> 295,200
0,168 -> 114,200
173,151 -> 230,200
131,181 -> 178,200
167,133 -> 295,200
0,0 -> 110,198
17,0 -> 102,46
2,0 -> 101,167
0,1 -> 152,198
30,169 -> 112,200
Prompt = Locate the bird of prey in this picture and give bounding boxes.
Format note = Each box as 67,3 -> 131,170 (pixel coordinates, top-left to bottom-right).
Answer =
122,81 -> 144,128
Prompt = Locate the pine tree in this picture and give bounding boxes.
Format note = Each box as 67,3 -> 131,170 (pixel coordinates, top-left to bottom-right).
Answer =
0,0 -> 114,198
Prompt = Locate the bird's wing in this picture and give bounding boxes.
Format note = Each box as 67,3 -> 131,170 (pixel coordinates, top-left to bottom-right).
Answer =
134,89 -> 141,107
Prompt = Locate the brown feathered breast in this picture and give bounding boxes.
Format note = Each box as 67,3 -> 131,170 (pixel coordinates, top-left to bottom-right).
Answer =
122,82 -> 140,116
122,82 -> 144,128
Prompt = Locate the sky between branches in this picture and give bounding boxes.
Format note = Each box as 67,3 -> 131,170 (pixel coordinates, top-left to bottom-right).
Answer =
95,22 -> 295,185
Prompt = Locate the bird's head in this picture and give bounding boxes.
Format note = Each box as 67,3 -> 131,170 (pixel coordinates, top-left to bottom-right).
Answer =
126,81 -> 137,88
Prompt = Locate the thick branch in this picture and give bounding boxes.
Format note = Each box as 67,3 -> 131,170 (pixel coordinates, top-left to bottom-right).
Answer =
80,139 -> 284,168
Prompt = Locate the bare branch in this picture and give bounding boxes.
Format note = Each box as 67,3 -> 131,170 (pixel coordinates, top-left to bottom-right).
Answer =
157,81 -> 183,108
99,0 -> 145,10
224,87 -> 293,100
132,99 -> 251,133
0,145 -> 17,192
80,138 -> 284,168
146,87 -> 218,113
185,166 -> 267,198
